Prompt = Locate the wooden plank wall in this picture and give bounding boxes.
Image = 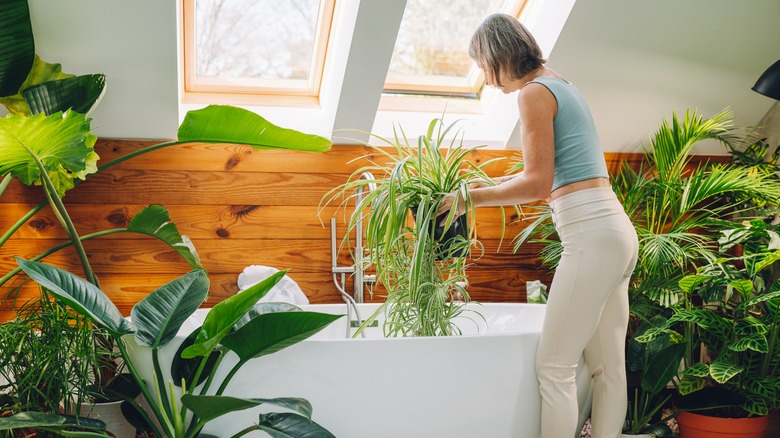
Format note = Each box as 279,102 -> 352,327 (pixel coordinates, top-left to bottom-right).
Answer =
0,139 -> 645,320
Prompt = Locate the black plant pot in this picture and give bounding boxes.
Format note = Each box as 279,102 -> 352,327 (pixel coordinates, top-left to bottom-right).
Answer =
410,205 -> 470,260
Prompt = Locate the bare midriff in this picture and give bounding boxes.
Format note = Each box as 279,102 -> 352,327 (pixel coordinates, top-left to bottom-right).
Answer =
547,177 -> 611,203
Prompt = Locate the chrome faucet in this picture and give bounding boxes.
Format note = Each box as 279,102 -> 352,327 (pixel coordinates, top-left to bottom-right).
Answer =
330,171 -> 377,337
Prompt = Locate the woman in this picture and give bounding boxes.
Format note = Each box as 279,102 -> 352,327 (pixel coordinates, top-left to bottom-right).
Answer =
437,13 -> 639,438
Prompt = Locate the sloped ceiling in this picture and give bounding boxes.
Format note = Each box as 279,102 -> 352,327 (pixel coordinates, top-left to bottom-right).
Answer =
550,0 -> 780,153
12,0 -> 780,154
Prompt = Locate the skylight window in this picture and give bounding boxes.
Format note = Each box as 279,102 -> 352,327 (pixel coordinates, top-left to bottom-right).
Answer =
382,0 -> 528,109
182,0 -> 335,105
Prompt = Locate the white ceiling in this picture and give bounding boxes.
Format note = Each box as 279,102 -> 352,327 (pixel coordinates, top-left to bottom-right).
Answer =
16,0 -> 780,154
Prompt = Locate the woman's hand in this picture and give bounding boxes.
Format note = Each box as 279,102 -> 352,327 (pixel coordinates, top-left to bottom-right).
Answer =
436,191 -> 466,226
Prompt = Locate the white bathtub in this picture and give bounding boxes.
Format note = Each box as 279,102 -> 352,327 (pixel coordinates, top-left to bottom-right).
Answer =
126,303 -> 593,438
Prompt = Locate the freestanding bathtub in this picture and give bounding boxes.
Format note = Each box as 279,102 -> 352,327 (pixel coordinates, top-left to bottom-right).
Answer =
126,303 -> 593,438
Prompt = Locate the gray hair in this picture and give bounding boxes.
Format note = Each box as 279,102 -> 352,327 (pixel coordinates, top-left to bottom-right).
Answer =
469,13 -> 546,87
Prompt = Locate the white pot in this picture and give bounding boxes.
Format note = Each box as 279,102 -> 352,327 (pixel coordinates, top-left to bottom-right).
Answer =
620,434 -> 654,438
80,400 -> 136,438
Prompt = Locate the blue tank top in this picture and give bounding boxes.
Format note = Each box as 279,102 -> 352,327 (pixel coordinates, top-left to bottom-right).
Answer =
524,77 -> 609,191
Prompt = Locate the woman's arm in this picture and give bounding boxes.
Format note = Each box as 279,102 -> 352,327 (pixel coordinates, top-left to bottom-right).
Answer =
438,82 -> 557,217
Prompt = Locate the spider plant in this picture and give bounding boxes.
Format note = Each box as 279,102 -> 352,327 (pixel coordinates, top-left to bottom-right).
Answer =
321,117 -> 506,336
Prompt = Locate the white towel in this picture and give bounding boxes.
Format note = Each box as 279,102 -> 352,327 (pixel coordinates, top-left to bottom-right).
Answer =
236,265 -> 309,306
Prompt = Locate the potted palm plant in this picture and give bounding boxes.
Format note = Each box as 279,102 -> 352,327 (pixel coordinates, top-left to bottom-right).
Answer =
322,117 -> 508,336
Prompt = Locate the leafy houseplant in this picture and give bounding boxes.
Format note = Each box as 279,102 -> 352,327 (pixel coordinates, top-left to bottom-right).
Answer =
0,291 -> 97,434
4,259 -> 342,438
623,318 -> 684,437
636,220 -> 779,436
322,117 -> 506,336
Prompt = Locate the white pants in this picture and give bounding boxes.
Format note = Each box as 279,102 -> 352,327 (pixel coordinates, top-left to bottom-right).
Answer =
536,187 -> 638,438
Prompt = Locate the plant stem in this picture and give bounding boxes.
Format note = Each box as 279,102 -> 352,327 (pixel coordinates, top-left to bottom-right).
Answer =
0,229 -> 127,288
97,141 -> 183,172
215,359 -> 246,396
229,426 -> 258,438
153,349 -> 175,421
0,174 -> 11,198
116,341 -> 165,438
0,141 -> 185,248
0,200 -> 45,248
22,144 -> 98,286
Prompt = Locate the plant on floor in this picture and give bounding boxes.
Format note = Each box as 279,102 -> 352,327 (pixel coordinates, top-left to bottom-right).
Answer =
322,117 -> 506,336
0,291 -> 105,438
623,318 -> 684,436
3,259 -> 342,438
636,219 -> 780,419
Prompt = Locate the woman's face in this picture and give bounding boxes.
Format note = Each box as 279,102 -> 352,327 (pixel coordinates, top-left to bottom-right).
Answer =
485,70 -> 522,94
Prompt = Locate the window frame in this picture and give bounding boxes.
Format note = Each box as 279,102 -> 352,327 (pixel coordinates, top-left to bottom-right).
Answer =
379,0 -> 529,113
181,0 -> 336,107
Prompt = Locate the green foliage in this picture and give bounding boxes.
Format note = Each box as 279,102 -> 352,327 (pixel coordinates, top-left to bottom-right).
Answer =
642,220 -> 780,417
12,259 -> 341,438
0,291 -> 99,420
322,117 -> 504,336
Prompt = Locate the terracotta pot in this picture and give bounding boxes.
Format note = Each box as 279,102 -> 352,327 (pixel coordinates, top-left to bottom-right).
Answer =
676,410 -> 769,438
80,400 -> 136,438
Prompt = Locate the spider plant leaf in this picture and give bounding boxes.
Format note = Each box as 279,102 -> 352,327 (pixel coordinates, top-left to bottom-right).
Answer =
0,0 -> 34,98
181,270 -> 287,358
15,258 -> 135,338
0,55 -> 75,115
131,270 -> 209,349
23,74 -> 106,118
177,105 -> 331,152
0,110 -> 96,196
220,311 -> 342,361
127,204 -> 202,270
180,395 -> 312,423
256,412 -> 336,438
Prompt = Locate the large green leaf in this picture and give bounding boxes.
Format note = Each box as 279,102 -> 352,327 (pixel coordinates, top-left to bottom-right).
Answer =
641,342 -> 685,395
181,270 -> 287,358
0,0 -> 34,98
678,374 -> 705,395
0,412 -> 106,432
728,332 -> 769,353
220,311 -> 342,361
681,362 -> 710,378
170,327 -> 221,388
177,105 -> 331,152
0,55 -> 75,115
256,412 -> 336,438
131,270 -> 209,349
180,394 -> 312,423
15,258 -> 134,338
0,110 -> 97,196
709,357 -> 744,384
24,74 -> 106,117
127,204 -> 202,270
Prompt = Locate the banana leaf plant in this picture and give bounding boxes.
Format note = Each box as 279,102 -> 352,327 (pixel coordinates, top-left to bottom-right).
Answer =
6,258 -> 341,438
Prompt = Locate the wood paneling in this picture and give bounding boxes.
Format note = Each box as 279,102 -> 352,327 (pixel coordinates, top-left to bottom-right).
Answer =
1,140 -> 644,320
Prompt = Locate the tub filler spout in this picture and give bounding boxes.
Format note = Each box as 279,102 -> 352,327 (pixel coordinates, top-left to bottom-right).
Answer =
331,171 -> 377,337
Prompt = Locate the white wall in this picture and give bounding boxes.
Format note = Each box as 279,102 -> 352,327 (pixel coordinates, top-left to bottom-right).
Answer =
27,0 -> 179,140
17,0 -> 780,153
549,0 -> 780,154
